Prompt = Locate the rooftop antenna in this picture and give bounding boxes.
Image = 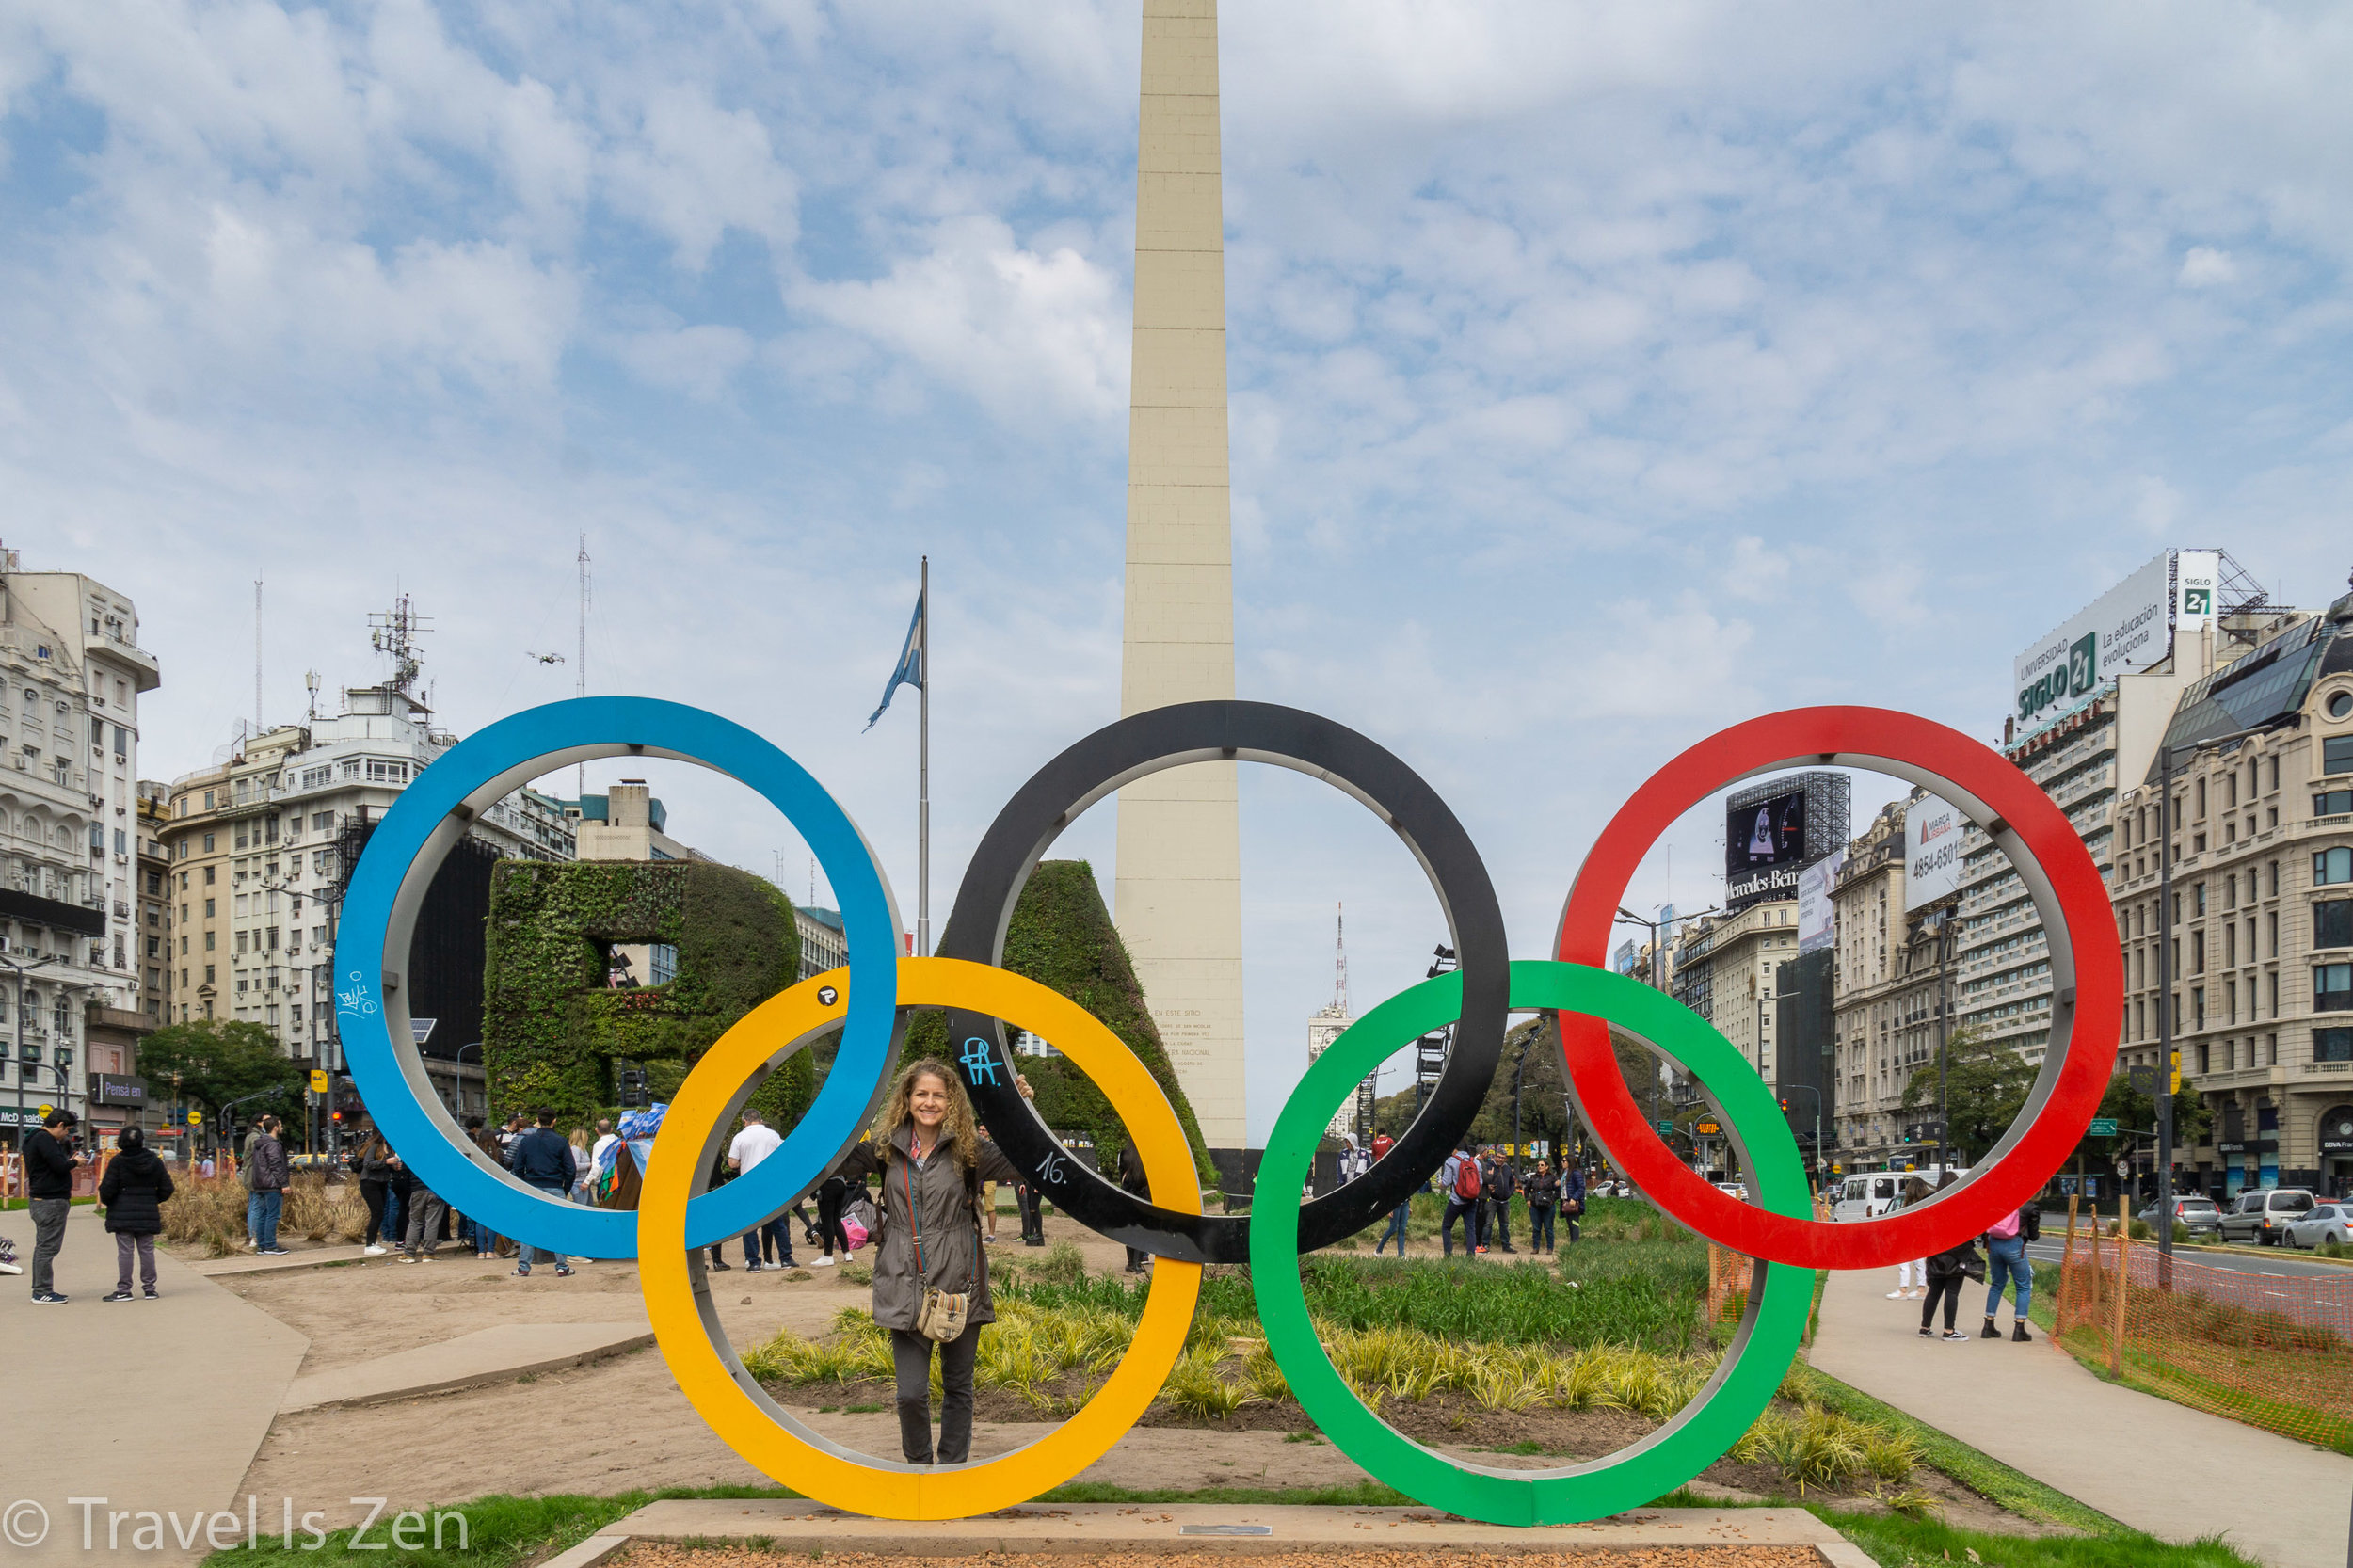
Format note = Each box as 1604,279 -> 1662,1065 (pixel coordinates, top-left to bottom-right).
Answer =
254,579 -> 264,736
304,669 -> 320,723
1333,901 -> 1349,1016
576,533 -> 590,799
368,593 -> 431,699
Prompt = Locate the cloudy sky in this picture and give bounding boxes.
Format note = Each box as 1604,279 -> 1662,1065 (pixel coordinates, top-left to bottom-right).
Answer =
6,2 -> 2349,1141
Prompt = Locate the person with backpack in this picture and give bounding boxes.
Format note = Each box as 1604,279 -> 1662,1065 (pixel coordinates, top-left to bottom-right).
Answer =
99,1126 -> 176,1301
1980,1201 -> 2038,1341
831,1059 -> 1021,1465
1561,1163 -> 1588,1247
1915,1173 -> 1981,1342
1441,1144 -> 1482,1256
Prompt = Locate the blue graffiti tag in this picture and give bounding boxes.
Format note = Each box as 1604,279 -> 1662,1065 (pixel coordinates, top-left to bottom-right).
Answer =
958,1035 -> 1001,1088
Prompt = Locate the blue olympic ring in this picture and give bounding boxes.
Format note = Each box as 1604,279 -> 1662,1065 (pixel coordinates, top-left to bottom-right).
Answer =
333,696 -> 902,1256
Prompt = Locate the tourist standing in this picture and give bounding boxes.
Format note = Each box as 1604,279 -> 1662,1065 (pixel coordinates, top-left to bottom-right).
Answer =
355,1128 -> 397,1256
727,1109 -> 795,1271
1916,1174 -> 1976,1341
1887,1176 -> 1929,1300
1375,1189 -> 1413,1256
506,1109 -> 576,1277
1118,1137 -> 1150,1273
1980,1203 -> 2035,1342
24,1109 -> 86,1303
400,1173 -> 449,1262
99,1126 -> 175,1301
1485,1152 -> 1518,1254
246,1115 -> 290,1256
1561,1163 -> 1587,1246
1526,1160 -> 1557,1253
832,1059 -> 1021,1465
1440,1144 -> 1481,1257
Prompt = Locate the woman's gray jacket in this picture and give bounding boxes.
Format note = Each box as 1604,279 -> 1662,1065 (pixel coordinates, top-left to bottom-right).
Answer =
838,1124 -> 1020,1332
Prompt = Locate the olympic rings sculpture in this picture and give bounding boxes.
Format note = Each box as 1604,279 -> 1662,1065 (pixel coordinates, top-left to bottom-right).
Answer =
334,696 -> 2119,1526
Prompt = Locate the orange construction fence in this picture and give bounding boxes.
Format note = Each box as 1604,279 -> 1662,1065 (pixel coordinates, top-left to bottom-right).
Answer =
2051,1198 -> 2353,1451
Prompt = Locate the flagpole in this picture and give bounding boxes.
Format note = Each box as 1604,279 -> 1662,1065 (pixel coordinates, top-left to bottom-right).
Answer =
918,555 -> 930,958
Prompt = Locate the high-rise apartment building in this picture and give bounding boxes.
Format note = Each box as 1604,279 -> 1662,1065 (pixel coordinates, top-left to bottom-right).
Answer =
0,557 -> 160,1141
2110,580 -> 2353,1196
1828,792 -> 1959,1164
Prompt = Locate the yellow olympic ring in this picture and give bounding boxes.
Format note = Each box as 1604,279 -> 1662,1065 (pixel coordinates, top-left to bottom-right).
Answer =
641,956 -> 1204,1519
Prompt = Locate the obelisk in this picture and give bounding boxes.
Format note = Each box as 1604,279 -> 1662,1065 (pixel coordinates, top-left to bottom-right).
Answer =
1113,0 -> 1247,1156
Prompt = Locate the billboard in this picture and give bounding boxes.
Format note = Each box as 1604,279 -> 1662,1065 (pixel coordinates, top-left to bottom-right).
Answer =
2012,550 -> 2219,735
1612,938 -> 1639,976
1797,848 -> 1844,954
1727,789 -> 1808,906
1903,794 -> 1965,910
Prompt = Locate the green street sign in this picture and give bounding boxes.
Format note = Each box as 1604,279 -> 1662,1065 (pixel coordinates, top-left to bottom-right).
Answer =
2088,1117 -> 2118,1138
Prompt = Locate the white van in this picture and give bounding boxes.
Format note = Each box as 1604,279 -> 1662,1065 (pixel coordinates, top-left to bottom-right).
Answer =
1833,1174 -> 1902,1223
1832,1167 -> 1971,1223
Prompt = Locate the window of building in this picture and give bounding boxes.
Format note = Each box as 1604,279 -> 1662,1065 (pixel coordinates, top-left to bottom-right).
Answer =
312,811 -> 332,833
2318,964 -> 2353,1014
2192,930 -> 2205,973
2327,736 -> 2353,775
2317,901 -> 2353,950
203,790 -> 215,809
2194,986 -> 2206,1028
2198,1042 -> 2210,1073
203,931 -> 214,952
203,964 -> 215,984
299,765 -> 330,791
2317,847 -> 2353,888
203,866 -> 214,884
2318,1028 -> 2353,1064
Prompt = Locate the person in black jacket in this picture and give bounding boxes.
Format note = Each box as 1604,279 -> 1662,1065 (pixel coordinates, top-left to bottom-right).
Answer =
1484,1153 -> 1517,1253
25,1109 -> 86,1304
1118,1138 -> 1150,1273
1916,1172 -> 1978,1342
100,1127 -> 176,1301
1560,1164 -> 1588,1246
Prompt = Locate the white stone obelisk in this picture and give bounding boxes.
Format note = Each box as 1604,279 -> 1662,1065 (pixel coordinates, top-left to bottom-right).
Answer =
1113,0 -> 1246,1154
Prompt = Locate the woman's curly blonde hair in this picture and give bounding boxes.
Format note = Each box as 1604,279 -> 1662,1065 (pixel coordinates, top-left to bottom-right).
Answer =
872,1057 -> 978,1170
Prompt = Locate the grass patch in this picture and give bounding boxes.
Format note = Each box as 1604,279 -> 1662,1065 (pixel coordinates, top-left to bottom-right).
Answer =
1815,1502 -> 2263,1567
200,1486 -> 794,1568
1801,1367 -> 2122,1535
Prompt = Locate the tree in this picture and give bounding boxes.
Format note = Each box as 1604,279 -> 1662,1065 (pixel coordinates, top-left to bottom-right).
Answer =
1900,1026 -> 2032,1163
2068,1070 -> 2214,1167
136,1019 -> 308,1126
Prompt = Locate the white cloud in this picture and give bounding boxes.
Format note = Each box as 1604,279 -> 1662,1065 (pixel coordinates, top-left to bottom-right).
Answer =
793,215 -> 1128,423
2179,246 -> 2238,287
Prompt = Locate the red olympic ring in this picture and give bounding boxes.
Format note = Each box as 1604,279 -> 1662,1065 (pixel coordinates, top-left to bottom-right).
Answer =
1554,707 -> 2122,1271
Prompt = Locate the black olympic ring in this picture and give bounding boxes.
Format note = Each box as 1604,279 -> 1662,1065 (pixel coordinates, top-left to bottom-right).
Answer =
936,699 -> 1508,1264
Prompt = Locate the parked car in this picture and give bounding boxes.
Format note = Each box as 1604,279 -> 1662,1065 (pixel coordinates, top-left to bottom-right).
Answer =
2284,1203 -> 2353,1250
2217,1187 -> 2316,1245
2137,1195 -> 2224,1238
1713,1180 -> 1749,1202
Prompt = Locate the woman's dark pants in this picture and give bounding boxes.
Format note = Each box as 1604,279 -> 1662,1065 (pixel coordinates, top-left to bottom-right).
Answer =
890,1323 -> 980,1463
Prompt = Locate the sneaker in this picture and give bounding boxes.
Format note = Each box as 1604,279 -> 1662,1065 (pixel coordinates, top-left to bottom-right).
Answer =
103,1289 -> 136,1302
1916,1326 -> 1932,1338
143,1288 -> 160,1300
258,1246 -> 291,1256
744,1261 -> 763,1273
810,1256 -> 836,1267
511,1267 -> 532,1277
1942,1331 -> 1973,1342
362,1244 -> 388,1256
2011,1322 -> 2033,1342
398,1254 -> 421,1264
1981,1319 -> 2001,1339
0,1260 -> 21,1276
31,1291 -> 68,1304
709,1259 -> 732,1272
776,1256 -> 797,1269
553,1265 -> 573,1277
1885,1289 -> 1907,1299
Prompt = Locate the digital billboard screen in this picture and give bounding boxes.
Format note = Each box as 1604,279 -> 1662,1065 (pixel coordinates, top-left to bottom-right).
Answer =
1727,789 -> 1808,907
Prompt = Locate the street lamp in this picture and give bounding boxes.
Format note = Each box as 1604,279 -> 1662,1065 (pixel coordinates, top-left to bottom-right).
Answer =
1,952 -> 58,1146
1613,904 -> 1720,993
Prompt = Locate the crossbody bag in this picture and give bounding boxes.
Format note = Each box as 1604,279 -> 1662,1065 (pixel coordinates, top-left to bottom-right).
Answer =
904,1148 -> 974,1343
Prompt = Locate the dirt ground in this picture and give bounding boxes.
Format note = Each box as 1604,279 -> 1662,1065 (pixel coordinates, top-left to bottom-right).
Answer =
217,1211 -> 2037,1539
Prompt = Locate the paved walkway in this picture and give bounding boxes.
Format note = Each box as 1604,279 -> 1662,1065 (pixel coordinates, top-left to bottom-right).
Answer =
3,1208 -> 309,1567
600,1498 -> 1875,1564
1809,1268 -> 2353,1568
278,1320 -> 652,1413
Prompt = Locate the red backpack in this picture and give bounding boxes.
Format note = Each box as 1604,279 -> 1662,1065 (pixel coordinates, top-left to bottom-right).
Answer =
1453,1156 -> 1481,1201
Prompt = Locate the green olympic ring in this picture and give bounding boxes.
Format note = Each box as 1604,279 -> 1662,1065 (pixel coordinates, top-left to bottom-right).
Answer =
1250,958 -> 1813,1526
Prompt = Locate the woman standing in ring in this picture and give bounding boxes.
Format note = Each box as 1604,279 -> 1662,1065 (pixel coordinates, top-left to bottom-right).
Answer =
834,1058 -> 1021,1464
